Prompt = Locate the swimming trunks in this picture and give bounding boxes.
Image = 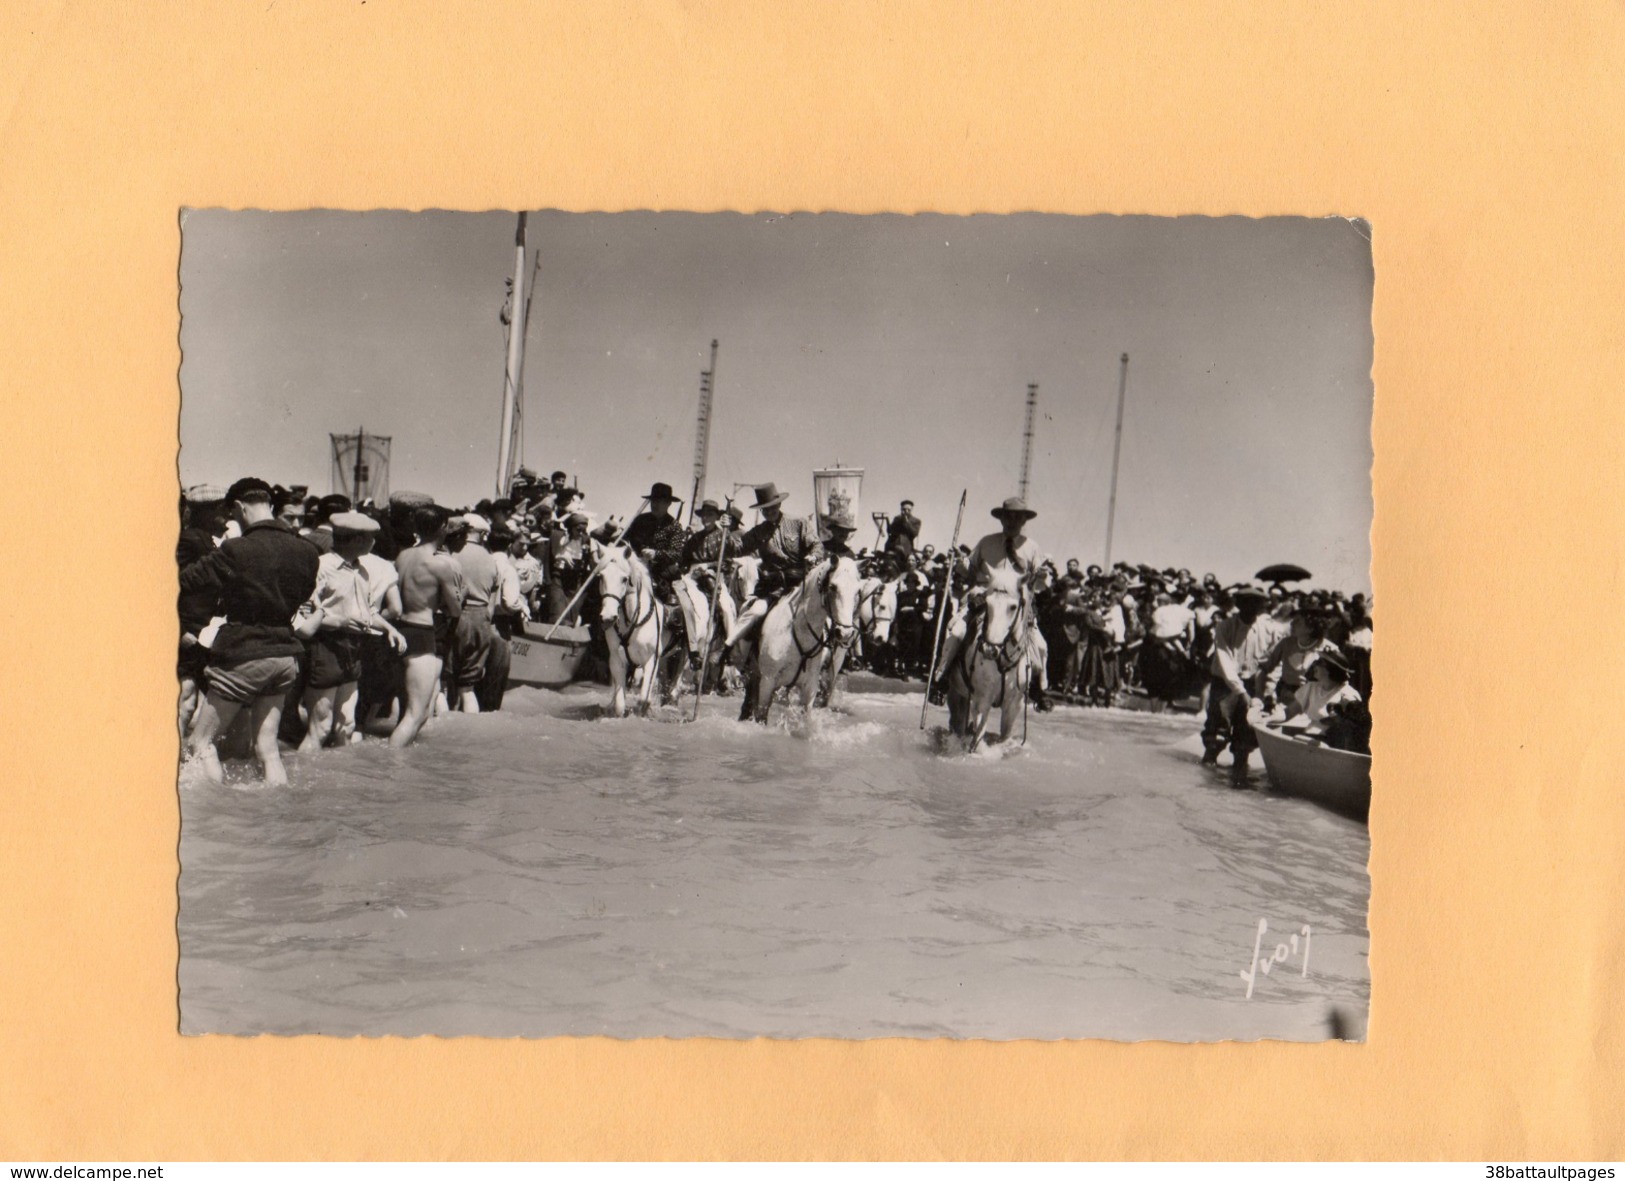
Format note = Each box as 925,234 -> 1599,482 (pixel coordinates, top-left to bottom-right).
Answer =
397,620 -> 442,659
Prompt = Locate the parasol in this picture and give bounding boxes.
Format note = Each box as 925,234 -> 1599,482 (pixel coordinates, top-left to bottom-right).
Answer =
1256,563 -> 1312,583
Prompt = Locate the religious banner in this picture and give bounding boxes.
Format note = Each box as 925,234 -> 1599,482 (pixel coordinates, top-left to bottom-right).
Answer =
330,431 -> 392,505
811,465 -> 863,540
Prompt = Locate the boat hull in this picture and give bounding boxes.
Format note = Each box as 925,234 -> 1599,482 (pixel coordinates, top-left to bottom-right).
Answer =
507,621 -> 591,688
1254,726 -> 1371,821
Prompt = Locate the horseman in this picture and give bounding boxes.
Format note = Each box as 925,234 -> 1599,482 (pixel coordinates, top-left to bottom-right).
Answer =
622,481 -> 688,599
733,482 -> 824,638
678,498 -> 745,651
929,496 -> 1054,710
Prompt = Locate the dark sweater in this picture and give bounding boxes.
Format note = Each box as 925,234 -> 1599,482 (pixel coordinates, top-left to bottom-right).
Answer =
178,519 -> 320,664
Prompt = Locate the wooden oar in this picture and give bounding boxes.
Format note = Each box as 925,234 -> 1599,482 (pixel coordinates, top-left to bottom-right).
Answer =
919,489 -> 968,729
542,496 -> 649,640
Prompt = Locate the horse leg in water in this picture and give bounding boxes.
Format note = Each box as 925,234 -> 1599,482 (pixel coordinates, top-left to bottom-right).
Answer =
606,638 -> 631,718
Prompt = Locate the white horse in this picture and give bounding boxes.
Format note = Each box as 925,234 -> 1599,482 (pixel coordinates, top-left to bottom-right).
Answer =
944,569 -> 1027,751
746,554 -> 861,725
597,545 -> 666,717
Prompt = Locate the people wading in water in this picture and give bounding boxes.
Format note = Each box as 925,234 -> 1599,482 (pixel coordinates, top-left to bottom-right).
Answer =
930,496 -> 1053,712
390,505 -> 465,748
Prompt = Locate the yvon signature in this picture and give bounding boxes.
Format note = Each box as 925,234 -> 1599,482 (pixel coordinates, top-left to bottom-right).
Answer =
1239,919 -> 1311,999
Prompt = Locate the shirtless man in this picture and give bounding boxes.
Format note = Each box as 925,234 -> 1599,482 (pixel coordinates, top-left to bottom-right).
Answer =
390,505 -> 465,748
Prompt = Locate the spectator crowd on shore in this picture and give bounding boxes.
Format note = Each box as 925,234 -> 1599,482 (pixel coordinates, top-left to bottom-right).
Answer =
176,466 -> 1372,786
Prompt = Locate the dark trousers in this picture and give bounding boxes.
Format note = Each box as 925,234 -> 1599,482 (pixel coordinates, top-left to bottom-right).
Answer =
479,614 -> 516,711
1201,676 -> 1257,760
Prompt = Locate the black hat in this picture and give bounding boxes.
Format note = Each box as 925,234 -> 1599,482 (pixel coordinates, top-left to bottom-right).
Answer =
648,482 -> 675,501
750,483 -> 789,510
224,477 -> 273,504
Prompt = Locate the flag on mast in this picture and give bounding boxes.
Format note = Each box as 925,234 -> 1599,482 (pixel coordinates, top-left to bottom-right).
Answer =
330,431 -> 391,504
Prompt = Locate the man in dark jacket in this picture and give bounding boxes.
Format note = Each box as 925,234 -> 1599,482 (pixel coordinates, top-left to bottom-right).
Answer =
180,477 -> 320,786
885,500 -> 921,561
622,481 -> 689,594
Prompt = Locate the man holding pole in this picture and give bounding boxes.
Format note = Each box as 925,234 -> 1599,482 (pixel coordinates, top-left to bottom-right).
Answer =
928,496 -> 1053,711
622,481 -> 689,597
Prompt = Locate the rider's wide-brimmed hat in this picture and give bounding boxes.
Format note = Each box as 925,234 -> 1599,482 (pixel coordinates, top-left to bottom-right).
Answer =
647,482 -> 676,501
697,498 -> 722,517
750,483 -> 790,510
824,508 -> 858,533
991,496 -> 1037,522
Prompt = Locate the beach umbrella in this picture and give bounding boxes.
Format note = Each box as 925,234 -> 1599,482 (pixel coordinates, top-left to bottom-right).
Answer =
1256,563 -> 1312,583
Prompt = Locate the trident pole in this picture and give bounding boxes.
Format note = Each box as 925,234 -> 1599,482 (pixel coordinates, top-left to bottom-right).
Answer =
919,489 -> 968,728
1103,352 -> 1129,568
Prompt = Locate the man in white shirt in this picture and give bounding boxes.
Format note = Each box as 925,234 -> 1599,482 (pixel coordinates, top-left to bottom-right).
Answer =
1201,583 -> 1277,787
299,512 -> 406,752
929,497 -> 1051,708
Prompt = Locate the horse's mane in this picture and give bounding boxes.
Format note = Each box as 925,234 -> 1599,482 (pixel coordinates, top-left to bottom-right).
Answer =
983,566 -> 1021,596
602,543 -> 650,588
800,553 -> 859,597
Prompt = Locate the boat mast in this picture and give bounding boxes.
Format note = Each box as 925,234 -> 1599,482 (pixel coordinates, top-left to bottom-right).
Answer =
1018,382 -> 1038,500
353,424 -> 365,500
1103,352 -> 1129,567
691,338 -> 719,514
495,212 -> 528,497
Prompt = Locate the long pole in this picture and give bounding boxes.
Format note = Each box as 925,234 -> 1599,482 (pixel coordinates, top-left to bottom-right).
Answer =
919,489 -> 968,728
510,249 -> 541,480
1104,352 -> 1129,567
542,496 -> 649,639
495,212 -> 528,497
692,339 -> 719,515
353,425 -> 365,501
1019,382 -> 1038,500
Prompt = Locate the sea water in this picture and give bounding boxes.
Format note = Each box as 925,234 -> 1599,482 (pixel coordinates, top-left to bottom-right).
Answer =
177,684 -> 1370,1040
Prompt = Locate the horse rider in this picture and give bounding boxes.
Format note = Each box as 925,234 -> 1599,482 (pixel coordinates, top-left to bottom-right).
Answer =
733,482 -> 825,638
621,481 -> 689,598
678,498 -> 745,646
821,507 -> 860,558
929,496 -> 1054,710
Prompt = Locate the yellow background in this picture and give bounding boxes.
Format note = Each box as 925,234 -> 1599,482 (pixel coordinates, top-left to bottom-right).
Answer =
2,0 -> 1621,1160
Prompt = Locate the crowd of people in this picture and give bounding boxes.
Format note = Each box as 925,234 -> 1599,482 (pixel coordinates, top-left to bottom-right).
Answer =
176,467 -> 1372,788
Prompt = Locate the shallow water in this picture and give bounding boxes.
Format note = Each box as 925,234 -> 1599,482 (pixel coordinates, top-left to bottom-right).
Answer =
177,684 -> 1370,1040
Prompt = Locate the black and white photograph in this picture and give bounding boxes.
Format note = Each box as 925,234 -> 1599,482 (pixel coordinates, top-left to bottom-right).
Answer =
175,209 -> 1373,1041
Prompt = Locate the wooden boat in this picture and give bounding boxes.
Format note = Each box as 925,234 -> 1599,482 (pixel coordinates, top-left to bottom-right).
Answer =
506,620 -> 592,688
1253,725 -> 1371,821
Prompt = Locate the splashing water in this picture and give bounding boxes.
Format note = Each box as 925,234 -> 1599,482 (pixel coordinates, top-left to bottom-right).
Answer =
178,684 -> 1370,1040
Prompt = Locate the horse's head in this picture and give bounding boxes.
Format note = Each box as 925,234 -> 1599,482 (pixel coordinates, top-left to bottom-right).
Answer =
819,555 -> 862,647
731,554 -> 762,602
978,568 -> 1024,650
597,545 -> 633,622
870,576 -> 899,641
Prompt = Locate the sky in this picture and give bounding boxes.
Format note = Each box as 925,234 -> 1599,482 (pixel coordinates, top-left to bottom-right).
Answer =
179,210 -> 1373,592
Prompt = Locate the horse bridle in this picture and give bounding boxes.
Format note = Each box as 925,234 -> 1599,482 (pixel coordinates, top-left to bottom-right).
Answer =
784,561 -> 857,686
969,592 -> 1026,675
601,568 -> 657,641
